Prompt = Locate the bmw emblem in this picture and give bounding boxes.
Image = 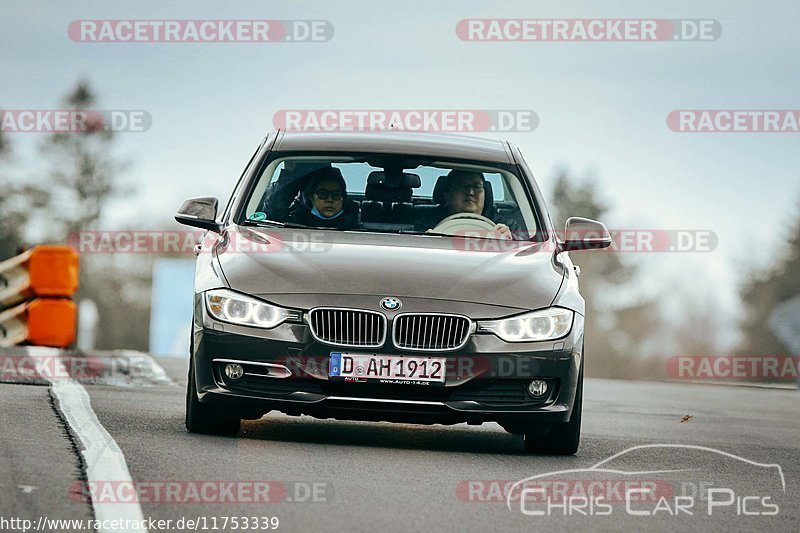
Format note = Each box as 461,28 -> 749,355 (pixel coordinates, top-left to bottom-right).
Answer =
380,297 -> 402,311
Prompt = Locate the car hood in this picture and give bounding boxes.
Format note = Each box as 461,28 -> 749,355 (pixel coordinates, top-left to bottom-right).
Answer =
215,226 -> 565,313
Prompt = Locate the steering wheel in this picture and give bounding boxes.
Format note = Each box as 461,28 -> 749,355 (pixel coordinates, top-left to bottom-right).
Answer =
432,213 -> 498,234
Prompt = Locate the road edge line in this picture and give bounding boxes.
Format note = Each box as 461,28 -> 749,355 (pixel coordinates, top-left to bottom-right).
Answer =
31,346 -> 149,533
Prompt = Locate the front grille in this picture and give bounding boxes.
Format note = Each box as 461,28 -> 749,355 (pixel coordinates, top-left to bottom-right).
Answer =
308,308 -> 387,348
393,313 -> 472,351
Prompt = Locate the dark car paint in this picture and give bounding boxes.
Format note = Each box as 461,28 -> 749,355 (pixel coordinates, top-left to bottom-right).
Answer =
273,130 -> 516,164
191,299 -> 584,426
188,130 -> 585,429
214,227 -> 569,314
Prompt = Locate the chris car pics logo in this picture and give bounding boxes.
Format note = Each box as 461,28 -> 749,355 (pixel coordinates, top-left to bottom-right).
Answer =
505,444 -> 785,517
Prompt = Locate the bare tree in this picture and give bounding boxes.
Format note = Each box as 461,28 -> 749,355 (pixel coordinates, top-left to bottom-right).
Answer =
0,127 -> 17,258
549,169 -> 661,378
37,81 -> 150,351
739,197 -> 800,356
0,127 -> 51,258
41,80 -> 123,238
0,123 -> 8,156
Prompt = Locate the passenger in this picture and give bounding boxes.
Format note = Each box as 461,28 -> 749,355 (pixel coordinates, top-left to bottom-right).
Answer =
286,167 -> 361,229
423,170 -> 521,239
256,162 -> 330,222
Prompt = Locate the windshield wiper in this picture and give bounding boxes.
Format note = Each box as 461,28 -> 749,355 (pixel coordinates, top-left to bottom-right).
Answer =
241,219 -> 317,229
397,229 -> 507,241
397,229 -> 450,237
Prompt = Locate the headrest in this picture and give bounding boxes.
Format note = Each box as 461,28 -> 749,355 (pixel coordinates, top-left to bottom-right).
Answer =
432,175 -> 449,204
483,181 -> 495,213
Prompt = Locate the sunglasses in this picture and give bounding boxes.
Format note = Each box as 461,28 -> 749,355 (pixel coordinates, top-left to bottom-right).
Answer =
313,189 -> 343,201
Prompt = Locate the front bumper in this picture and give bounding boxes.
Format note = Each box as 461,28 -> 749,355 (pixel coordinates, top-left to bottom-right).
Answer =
191,298 -> 584,428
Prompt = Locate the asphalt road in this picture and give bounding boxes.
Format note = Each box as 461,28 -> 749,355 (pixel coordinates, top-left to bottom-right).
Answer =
1,351 -> 798,533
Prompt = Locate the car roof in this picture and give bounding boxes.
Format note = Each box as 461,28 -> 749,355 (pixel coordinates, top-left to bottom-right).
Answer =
271,130 -> 515,164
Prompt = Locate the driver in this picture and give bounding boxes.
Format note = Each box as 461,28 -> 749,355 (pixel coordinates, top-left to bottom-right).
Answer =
422,170 -> 518,239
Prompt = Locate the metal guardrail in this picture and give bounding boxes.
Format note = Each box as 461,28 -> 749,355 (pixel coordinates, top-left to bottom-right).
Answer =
0,246 -> 78,348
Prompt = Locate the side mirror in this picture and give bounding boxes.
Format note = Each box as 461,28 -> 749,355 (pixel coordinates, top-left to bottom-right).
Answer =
174,197 -> 223,233
560,217 -> 612,251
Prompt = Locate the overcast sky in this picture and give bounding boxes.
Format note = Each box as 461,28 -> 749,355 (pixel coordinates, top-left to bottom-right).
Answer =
3,0 -> 799,349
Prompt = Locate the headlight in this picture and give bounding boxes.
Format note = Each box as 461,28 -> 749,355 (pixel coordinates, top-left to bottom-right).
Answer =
478,308 -> 574,342
205,289 -> 300,329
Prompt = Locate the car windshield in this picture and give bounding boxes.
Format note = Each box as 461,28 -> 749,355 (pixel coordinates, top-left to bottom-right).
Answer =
241,152 -> 539,239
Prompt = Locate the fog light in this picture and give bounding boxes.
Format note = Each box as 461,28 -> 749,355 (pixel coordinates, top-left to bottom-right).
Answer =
527,379 -> 548,397
224,363 -> 244,380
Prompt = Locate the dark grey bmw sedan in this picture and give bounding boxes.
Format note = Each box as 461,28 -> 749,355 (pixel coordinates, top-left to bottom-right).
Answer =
175,130 -> 611,455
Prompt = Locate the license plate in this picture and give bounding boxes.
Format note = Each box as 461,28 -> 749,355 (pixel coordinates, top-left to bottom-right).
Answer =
329,352 -> 446,384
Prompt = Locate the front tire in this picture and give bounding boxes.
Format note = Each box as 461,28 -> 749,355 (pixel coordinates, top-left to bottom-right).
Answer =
523,365 -> 583,455
185,358 -> 240,436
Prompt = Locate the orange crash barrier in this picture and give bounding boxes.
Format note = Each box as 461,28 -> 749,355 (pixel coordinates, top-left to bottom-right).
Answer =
0,246 -> 79,348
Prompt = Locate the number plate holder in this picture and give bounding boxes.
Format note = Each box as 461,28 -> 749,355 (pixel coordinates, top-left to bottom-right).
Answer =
329,352 -> 447,385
